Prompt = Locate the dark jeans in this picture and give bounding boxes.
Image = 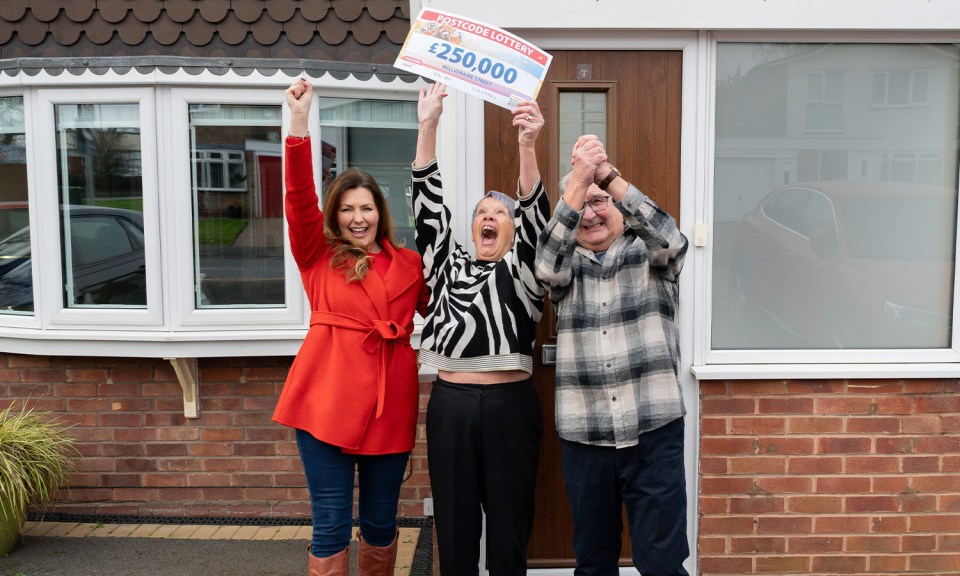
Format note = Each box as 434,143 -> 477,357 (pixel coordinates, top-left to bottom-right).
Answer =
427,378 -> 543,576
295,429 -> 409,557
562,418 -> 689,576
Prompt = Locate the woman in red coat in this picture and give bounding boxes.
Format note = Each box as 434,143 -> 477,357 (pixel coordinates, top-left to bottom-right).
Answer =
273,78 -> 428,576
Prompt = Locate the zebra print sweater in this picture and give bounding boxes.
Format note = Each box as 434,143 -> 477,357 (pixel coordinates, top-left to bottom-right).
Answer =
412,159 -> 549,374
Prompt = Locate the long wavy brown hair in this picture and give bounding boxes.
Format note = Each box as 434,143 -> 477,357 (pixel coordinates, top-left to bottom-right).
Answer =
322,167 -> 399,282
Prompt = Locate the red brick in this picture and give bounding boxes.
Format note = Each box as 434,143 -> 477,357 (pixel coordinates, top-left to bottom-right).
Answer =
701,397 -> 756,415
202,428 -> 243,442
788,496 -> 842,514
907,514 -> 960,532
759,437 -> 815,455
817,397 -> 876,415
915,436 -> 960,453
787,536 -> 843,553
916,395 -> 960,413
757,516 -> 813,534
901,415 -> 942,434
940,534 -> 960,550
99,412 -> 144,427
730,536 -> 785,553
846,496 -> 899,513
113,428 -> 157,442
145,443 -> 189,457
730,417 -> 785,435
811,555 -> 867,573
942,495 -> 960,511
846,535 -> 900,553
700,456 -> 728,474
7,355 -> 51,367
847,381 -> 904,394
815,515 -> 870,534
899,493 -> 937,513
701,477 -> 757,494
868,555 -> 907,572
874,397 -> 914,415
912,474 -> 960,492
945,455 -> 960,472
102,443 -> 145,457
845,417 -> 901,434
0,369 -> 20,382
758,398 -> 813,414
186,473 -> 232,487
110,368 -> 154,382
728,456 -> 785,475
142,475 -> 187,487
233,443 -> 277,457
729,381 -> 788,395
871,475 -> 909,493
698,536 -> 726,554
818,436 -> 872,453
729,497 -> 785,514
198,367 -> 243,381
21,369 -> 65,382
902,456 -> 939,473
787,380 -> 843,394
701,417 -> 727,435
698,496 -> 728,515
845,456 -> 900,473
142,382 -> 181,396
756,555 -> 809,573
754,476 -> 813,494
816,476 -> 870,493
699,556 -> 753,574
156,428 -> 199,441
787,416 -> 843,434
701,437 -> 758,455
901,534 -> 937,552
909,554 -> 960,572
699,516 -> 756,535
787,456 -> 843,475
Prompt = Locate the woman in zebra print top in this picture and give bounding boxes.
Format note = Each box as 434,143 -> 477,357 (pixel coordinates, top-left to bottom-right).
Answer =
413,82 -> 550,576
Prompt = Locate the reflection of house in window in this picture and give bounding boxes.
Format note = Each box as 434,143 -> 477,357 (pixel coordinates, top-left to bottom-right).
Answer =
881,151 -> 943,184
872,69 -> 929,107
193,149 -> 247,191
805,70 -> 843,131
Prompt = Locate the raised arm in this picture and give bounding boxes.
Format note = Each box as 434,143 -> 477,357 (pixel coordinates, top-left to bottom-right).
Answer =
283,78 -> 325,269
511,100 -> 543,198
415,82 -> 447,167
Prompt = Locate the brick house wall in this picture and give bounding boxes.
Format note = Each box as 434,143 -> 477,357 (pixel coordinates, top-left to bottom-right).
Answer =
699,379 -> 960,575
0,352 -> 432,519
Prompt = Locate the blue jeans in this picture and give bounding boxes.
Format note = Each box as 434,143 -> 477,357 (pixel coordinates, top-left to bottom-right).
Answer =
562,418 -> 689,576
296,429 -> 409,557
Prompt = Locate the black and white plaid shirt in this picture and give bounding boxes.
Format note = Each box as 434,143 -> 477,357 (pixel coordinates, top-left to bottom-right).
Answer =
535,184 -> 689,447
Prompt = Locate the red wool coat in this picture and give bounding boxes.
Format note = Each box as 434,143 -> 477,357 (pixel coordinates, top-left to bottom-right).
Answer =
273,139 -> 428,454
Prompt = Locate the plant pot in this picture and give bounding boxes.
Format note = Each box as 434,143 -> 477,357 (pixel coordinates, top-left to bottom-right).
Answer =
0,495 -> 22,556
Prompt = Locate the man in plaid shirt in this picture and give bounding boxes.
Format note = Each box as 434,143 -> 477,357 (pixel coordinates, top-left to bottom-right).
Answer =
535,135 -> 690,576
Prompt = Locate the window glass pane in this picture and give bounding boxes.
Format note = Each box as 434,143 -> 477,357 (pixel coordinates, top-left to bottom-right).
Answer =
712,43 -> 959,350
559,92 -> 607,179
189,104 -> 284,308
0,96 -> 31,314
319,98 -> 418,249
56,103 -> 146,308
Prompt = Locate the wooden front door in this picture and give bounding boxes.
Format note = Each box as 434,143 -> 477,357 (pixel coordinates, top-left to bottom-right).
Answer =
484,50 -> 683,567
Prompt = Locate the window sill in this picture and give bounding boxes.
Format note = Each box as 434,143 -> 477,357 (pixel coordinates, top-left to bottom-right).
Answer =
691,363 -> 960,380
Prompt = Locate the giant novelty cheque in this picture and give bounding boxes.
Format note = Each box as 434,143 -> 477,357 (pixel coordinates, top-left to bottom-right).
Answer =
394,9 -> 552,109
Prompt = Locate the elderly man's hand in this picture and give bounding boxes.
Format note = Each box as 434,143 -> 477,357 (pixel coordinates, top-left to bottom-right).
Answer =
512,100 -> 543,148
570,135 -> 608,186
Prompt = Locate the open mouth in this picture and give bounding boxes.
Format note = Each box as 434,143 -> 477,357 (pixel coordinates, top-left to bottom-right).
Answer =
480,225 -> 498,245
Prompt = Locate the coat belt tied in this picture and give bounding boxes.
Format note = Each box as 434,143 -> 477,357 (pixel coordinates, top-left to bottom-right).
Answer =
310,311 -> 410,419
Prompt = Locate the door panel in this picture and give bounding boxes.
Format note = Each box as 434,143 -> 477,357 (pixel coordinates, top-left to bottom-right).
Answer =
484,50 -> 682,567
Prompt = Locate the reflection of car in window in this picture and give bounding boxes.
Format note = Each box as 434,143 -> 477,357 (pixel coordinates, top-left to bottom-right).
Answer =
732,182 -> 956,349
0,205 -> 146,311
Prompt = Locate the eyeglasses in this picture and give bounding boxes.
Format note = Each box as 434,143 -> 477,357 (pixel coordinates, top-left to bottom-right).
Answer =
584,196 -> 610,212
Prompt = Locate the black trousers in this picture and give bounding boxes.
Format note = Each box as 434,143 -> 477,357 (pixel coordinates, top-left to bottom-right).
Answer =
426,377 -> 543,576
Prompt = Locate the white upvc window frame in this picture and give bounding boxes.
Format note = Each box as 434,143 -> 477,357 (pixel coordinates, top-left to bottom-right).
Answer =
693,31 -> 960,380
0,70 -> 425,357
167,87 -> 306,329
32,86 -> 164,329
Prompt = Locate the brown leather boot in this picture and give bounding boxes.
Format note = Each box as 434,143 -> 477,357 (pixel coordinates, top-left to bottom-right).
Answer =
357,532 -> 399,576
308,544 -> 350,576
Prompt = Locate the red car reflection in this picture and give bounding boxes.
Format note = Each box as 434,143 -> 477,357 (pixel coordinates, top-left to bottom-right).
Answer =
731,182 -> 956,349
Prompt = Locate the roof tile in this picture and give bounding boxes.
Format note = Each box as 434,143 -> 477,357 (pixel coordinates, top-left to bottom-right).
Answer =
65,34 -> 99,57
351,13 -> 383,46
216,13 -> 249,46
232,0 -> 264,24
367,0 -> 399,22
332,1 -> 363,23
197,0 -> 229,24
317,14 -> 348,45
16,13 -> 47,45
50,12 -> 82,45
117,15 -> 149,45
63,0 -> 96,22
183,16 -> 216,46
399,1 -> 410,18
0,36 -> 33,59
148,13 -> 181,46
28,0 -> 60,23
165,0 -> 197,24
284,15 -> 317,46
251,16 -> 282,46
265,0 -> 297,23
0,19 -> 13,45
98,0 -> 129,24
130,0 -> 162,23
384,18 -> 409,45
298,0 -> 330,23
0,0 -> 27,23
84,13 -> 116,45
36,34 -> 71,58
